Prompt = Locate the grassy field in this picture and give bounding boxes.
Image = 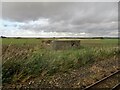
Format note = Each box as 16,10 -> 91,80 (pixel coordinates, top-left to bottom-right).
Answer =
2,38 -> 118,46
2,38 -> 119,85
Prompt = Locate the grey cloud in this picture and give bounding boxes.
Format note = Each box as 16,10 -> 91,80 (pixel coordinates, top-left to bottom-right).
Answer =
2,2 -> 118,37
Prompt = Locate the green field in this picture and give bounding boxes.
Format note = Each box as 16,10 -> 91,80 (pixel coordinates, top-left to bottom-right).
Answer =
2,38 -> 119,86
2,38 -> 118,46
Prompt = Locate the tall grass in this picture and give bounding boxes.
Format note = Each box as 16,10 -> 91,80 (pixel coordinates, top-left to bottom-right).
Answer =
2,44 -> 119,83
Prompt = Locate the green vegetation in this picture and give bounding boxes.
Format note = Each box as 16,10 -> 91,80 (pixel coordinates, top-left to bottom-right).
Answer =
2,38 -> 118,46
2,38 -> 42,45
2,38 -> 119,84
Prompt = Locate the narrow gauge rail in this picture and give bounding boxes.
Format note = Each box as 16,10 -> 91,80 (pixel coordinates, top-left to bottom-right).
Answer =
84,70 -> 120,90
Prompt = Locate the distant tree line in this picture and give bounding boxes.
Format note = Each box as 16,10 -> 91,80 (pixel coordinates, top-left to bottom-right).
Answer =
1,36 -> 119,39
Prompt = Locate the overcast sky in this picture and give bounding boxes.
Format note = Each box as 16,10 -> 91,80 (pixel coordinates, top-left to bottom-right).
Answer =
1,2 -> 118,37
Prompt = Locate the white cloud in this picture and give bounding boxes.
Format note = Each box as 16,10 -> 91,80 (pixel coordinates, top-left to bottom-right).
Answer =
26,18 -> 49,26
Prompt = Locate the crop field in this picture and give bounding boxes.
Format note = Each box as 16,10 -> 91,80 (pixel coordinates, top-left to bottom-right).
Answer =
2,38 -> 120,88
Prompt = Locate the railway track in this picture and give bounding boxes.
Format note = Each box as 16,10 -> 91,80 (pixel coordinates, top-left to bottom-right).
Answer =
112,83 -> 120,90
84,70 -> 120,90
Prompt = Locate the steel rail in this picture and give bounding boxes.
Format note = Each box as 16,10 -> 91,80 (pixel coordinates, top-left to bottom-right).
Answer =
84,70 -> 120,90
111,83 -> 120,90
